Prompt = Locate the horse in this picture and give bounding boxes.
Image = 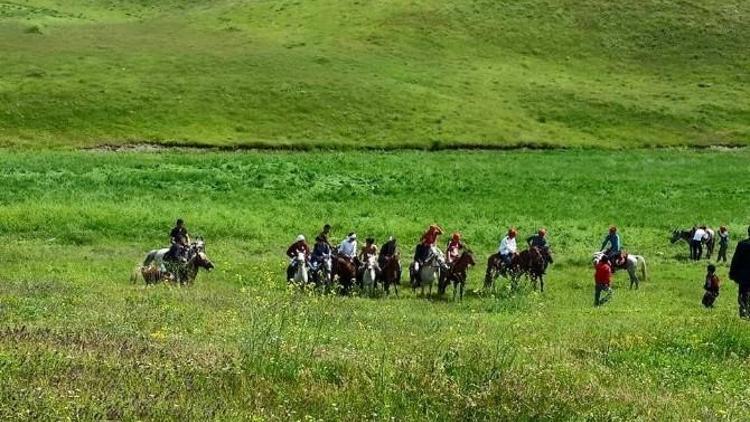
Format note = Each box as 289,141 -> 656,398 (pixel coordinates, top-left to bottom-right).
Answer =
411,246 -> 446,298
440,250 -> 476,301
332,254 -> 357,294
592,251 -> 647,289
670,227 -> 715,260
135,240 -> 214,285
310,253 -> 333,289
361,254 -> 378,297
380,254 -> 401,297
517,247 -> 547,292
484,252 -> 523,291
290,251 -> 309,286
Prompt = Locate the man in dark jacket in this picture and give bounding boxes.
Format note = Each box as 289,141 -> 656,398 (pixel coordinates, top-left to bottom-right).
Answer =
729,226 -> 750,319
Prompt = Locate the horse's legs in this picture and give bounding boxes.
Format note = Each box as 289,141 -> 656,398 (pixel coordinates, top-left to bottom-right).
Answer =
539,276 -> 544,293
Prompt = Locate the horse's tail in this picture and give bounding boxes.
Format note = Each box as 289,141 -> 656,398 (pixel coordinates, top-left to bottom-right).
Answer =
638,256 -> 647,281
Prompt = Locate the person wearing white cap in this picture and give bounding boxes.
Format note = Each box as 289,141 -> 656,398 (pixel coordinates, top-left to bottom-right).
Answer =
338,232 -> 358,261
286,234 -> 310,282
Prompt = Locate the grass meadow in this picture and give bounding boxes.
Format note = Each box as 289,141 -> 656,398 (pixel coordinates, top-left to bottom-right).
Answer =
1,0 -> 749,148
1,149 -> 749,419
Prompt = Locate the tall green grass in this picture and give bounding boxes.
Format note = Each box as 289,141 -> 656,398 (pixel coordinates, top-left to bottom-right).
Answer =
0,149 -> 749,419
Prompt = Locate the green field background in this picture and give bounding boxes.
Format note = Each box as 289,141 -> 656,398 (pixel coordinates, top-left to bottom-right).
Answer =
1,0 -> 749,148
1,149 -> 749,419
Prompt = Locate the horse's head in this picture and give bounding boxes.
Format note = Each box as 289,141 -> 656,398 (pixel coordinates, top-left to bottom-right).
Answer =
462,250 -> 476,267
194,251 -> 215,271
669,230 -> 682,244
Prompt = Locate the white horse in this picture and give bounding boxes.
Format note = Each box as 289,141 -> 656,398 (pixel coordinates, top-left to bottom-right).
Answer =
292,251 -> 309,285
361,254 -> 378,296
592,251 -> 648,289
411,246 -> 447,297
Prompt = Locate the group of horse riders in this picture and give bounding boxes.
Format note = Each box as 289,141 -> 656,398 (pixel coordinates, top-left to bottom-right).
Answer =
285,223 -> 564,286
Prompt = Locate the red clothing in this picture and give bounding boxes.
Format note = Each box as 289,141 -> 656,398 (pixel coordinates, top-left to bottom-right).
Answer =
705,274 -> 720,293
421,227 -> 443,246
595,262 -> 612,286
286,241 -> 309,258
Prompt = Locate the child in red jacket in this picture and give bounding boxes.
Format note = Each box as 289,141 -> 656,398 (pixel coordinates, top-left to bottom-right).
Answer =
595,256 -> 613,306
702,264 -> 720,308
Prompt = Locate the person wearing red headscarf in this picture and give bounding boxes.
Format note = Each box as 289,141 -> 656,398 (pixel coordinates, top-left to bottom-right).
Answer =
446,232 -> 464,264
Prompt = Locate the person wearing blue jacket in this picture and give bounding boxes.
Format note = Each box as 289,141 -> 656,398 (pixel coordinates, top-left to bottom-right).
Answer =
601,226 -> 623,269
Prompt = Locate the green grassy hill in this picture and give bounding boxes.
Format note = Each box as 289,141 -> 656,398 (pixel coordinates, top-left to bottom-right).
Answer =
1,0 -> 749,149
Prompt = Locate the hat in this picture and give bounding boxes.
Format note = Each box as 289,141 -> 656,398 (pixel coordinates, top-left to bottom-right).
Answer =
508,228 -> 517,237
451,232 -> 461,241
296,234 -> 305,242
348,233 -> 357,241
176,218 -> 184,225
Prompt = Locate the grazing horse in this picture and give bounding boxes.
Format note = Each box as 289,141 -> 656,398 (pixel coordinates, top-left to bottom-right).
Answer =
291,252 -> 309,286
411,247 -> 446,298
670,228 -> 715,260
332,254 -> 357,294
593,251 -> 647,289
440,250 -> 476,301
517,247 -> 547,292
361,255 -> 378,296
484,252 -> 523,291
380,254 -> 401,297
135,241 -> 214,285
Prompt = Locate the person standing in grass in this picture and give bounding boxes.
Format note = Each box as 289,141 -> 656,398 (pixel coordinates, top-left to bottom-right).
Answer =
702,264 -> 720,308
691,225 -> 707,260
730,226 -> 750,319
717,226 -> 730,263
594,255 -> 613,306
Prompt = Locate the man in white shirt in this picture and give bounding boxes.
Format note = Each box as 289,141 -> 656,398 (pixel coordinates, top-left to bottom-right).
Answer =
498,228 -> 518,267
692,226 -> 706,260
338,233 -> 358,261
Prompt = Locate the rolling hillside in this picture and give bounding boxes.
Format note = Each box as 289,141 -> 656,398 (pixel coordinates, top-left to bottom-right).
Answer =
1,0 -> 749,148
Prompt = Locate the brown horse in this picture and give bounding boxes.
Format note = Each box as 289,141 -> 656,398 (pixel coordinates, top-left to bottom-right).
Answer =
516,247 -> 547,292
332,254 -> 357,294
440,250 -> 476,301
484,252 -> 523,291
380,254 -> 401,297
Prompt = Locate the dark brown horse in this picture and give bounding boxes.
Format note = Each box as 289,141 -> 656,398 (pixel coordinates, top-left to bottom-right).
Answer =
516,247 -> 547,292
484,252 -> 523,291
380,254 -> 401,297
332,254 -> 357,294
440,250 -> 476,300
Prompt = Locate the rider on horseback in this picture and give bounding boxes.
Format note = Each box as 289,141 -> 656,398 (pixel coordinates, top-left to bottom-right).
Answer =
338,233 -> 358,262
498,228 -> 518,268
413,224 -> 443,273
316,224 -> 333,248
379,235 -> 402,281
527,228 -> 553,266
357,237 -> 379,281
310,231 -> 333,271
601,226 -> 624,269
286,234 -> 310,282
446,232 -> 464,265
165,218 -> 190,265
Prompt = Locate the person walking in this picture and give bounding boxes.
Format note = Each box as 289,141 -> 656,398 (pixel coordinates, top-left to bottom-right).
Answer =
594,256 -> 613,307
702,264 -> 720,308
729,226 -> 750,319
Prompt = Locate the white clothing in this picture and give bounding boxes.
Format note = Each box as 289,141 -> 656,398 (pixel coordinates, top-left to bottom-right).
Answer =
338,240 -> 357,258
693,229 -> 707,242
498,236 -> 517,256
